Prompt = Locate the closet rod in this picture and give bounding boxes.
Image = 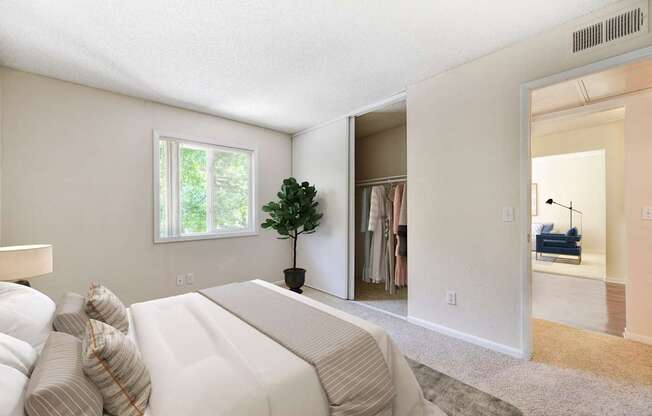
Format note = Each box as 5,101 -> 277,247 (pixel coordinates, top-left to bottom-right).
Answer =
355,175 -> 407,187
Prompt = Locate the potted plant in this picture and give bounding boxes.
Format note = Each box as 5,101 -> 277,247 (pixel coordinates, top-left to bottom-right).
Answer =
261,177 -> 322,293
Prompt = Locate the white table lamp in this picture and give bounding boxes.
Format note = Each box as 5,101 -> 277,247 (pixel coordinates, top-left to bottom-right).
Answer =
0,244 -> 53,286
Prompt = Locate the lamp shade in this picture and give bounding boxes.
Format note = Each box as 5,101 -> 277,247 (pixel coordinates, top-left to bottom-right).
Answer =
0,245 -> 53,281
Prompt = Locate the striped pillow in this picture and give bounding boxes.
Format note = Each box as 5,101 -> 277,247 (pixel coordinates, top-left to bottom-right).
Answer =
82,319 -> 150,416
53,292 -> 89,339
85,284 -> 129,334
25,332 -> 103,416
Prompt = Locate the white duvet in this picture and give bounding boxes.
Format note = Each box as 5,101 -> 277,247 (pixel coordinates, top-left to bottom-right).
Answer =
129,280 -> 443,416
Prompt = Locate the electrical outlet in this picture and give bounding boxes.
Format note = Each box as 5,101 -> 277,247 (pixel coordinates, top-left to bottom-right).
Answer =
446,291 -> 457,305
176,275 -> 185,287
186,273 -> 195,285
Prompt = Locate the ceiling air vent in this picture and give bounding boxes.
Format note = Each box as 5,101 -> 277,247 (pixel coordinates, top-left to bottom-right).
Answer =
572,1 -> 648,54
605,6 -> 646,42
573,22 -> 604,53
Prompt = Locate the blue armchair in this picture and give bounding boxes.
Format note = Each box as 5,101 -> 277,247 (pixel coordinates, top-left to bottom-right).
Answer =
536,233 -> 582,263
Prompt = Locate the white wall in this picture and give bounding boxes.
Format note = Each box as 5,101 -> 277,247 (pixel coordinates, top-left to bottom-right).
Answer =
623,93 -> 652,344
532,151 -> 606,253
292,119 -> 349,298
0,68 -> 292,305
407,1 -> 652,354
532,121 -> 626,282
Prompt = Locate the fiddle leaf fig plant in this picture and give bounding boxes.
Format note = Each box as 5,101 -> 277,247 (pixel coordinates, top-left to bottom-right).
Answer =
261,177 -> 323,269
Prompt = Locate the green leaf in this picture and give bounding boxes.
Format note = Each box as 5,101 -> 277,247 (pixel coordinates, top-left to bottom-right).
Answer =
259,177 -> 323,266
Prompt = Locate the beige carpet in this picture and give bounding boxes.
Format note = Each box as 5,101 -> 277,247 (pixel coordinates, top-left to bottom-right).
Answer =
532,252 -> 606,280
532,251 -> 605,280
302,286 -> 652,416
355,280 -> 407,316
533,319 -> 652,386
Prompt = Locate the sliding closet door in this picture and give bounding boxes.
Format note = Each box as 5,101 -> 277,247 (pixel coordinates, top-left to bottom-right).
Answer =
292,118 -> 350,298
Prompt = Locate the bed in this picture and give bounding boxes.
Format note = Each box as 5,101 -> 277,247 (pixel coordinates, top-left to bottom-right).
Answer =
1,279 -> 443,416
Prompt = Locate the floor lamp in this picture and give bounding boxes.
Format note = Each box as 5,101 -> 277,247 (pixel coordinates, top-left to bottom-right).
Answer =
545,199 -> 582,229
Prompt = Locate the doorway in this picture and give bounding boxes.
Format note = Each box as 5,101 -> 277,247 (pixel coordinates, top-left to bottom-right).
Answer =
349,98 -> 408,317
521,47 -> 652,381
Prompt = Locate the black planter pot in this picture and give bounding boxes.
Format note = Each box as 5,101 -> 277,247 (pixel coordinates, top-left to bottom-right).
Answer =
284,268 -> 306,294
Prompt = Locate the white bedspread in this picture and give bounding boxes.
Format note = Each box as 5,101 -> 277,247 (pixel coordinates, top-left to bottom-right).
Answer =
129,280 -> 442,416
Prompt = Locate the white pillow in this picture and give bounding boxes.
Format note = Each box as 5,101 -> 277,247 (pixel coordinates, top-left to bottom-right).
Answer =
0,282 -> 55,351
0,363 -> 28,416
0,332 -> 38,376
531,223 -> 544,235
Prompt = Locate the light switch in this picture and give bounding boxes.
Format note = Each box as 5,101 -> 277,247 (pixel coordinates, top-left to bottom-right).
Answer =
502,206 -> 514,222
446,291 -> 457,305
642,206 -> 652,221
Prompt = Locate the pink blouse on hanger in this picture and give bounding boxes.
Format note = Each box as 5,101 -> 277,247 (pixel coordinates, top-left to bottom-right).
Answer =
393,184 -> 407,287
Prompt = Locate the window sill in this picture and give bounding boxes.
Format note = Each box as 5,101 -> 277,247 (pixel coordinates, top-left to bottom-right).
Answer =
154,230 -> 259,244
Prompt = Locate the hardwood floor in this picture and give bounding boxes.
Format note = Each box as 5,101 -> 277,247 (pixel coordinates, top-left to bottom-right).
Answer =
533,272 -> 626,337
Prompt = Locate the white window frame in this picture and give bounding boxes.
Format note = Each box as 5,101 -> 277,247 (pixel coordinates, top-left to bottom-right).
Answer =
153,130 -> 258,243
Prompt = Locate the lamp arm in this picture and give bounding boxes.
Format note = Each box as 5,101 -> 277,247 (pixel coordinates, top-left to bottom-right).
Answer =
552,201 -> 582,214
551,201 -> 570,210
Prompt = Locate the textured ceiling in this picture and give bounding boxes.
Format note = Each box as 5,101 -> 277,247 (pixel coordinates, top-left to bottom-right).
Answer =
0,0 -> 616,133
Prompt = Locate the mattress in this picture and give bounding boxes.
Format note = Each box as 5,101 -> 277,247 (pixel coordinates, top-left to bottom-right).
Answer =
127,280 -> 442,416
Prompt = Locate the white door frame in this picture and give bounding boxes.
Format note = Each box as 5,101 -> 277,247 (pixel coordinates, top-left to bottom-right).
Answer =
347,116 -> 356,299
346,92 -> 407,299
519,45 -> 652,358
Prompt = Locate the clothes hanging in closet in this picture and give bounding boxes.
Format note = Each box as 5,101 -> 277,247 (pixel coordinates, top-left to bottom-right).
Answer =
360,187 -> 373,283
385,186 -> 396,294
398,183 -> 408,256
367,185 -> 389,284
362,182 -> 407,291
393,183 -> 407,287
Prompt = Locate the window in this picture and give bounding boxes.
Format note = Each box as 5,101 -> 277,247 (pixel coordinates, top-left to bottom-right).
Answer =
154,132 -> 256,242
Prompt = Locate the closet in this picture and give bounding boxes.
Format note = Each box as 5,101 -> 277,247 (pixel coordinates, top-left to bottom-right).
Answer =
353,100 -> 407,316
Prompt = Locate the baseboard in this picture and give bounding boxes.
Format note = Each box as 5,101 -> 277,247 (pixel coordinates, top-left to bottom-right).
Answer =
605,277 -> 626,285
406,315 -> 525,359
353,301 -> 408,321
623,329 -> 652,345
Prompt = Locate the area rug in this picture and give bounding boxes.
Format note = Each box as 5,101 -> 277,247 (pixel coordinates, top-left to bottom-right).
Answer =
407,358 -> 523,416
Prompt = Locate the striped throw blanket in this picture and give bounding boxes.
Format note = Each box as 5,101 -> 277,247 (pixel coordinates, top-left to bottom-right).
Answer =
200,282 -> 395,416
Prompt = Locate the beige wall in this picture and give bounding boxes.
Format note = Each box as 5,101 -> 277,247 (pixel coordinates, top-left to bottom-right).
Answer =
354,124 -> 407,281
355,124 -> 407,180
532,151 -> 606,253
0,69 -> 292,305
532,121 -> 626,282
624,93 -> 652,343
407,1 -> 652,353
